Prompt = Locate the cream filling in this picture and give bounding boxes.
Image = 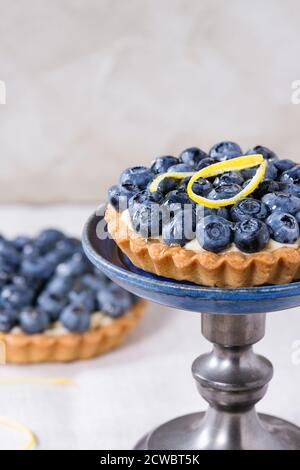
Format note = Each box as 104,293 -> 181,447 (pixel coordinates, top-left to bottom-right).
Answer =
11,312 -> 113,336
121,209 -> 300,254
184,237 -> 299,254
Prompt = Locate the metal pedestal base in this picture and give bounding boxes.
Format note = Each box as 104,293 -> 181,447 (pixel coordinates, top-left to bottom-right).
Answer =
135,413 -> 300,450
135,313 -> 300,450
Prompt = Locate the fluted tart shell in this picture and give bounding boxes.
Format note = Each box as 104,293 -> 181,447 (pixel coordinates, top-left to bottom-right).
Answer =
0,301 -> 146,364
105,205 -> 300,288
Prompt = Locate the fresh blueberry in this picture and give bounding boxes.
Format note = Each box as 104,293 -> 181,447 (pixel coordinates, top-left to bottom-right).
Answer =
145,187 -> 164,203
280,166 -> 300,197
179,147 -> 208,168
262,192 -> 300,215
129,191 -> 162,238
234,219 -> 270,253
152,177 -> 178,196
0,284 -> 33,310
11,275 -> 28,288
60,304 -> 90,332
231,198 -> 269,222
128,190 -> 160,220
35,229 -> 65,253
151,156 -> 179,174
274,159 -> 296,173
196,157 -> 219,170
97,285 -> 132,318
162,188 -> 193,207
242,178 -> 251,189
0,308 -> 17,332
55,238 -> 81,259
42,250 -> 67,269
11,275 -> 40,296
202,207 -> 230,220
266,212 -> 299,244
283,182 -> 300,198
251,179 -> 282,199
256,164 -> 277,182
56,253 -> 91,278
162,208 -> 196,246
242,161 -> 278,181
0,240 -> 20,268
21,256 -> 55,280
295,211 -> 300,225
190,179 -> 213,197
0,239 -> 16,255
179,177 -> 212,196
128,190 -> 157,210
108,184 -> 138,211
240,167 -> 256,180
37,290 -> 68,321
207,184 -> 242,200
245,145 -> 277,160
280,165 -> 300,184
0,254 -> 16,273
264,162 -> 278,180
19,276 -> 41,293
209,141 -> 242,161
68,290 -> 95,313
19,307 -> 49,334
130,202 -> 162,238
68,237 -> 81,249
196,215 -> 233,253
0,258 -> 16,287
213,171 -> 244,187
167,163 -> 194,173
46,276 -> 74,298
119,166 -> 154,190
13,235 -> 31,251
80,273 -> 107,292
161,189 -> 194,222
22,242 -> 40,259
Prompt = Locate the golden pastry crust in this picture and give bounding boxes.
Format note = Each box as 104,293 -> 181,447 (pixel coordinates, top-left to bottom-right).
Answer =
105,205 -> 300,287
0,301 -> 146,364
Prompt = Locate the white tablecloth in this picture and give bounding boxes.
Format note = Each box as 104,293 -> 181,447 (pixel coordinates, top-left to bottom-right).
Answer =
0,205 -> 299,449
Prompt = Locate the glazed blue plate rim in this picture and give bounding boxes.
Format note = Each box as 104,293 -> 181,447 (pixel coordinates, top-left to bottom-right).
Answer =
82,211 -> 300,301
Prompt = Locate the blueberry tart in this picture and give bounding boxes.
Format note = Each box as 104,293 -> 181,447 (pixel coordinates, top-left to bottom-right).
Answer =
106,143 -> 300,287
0,230 -> 145,363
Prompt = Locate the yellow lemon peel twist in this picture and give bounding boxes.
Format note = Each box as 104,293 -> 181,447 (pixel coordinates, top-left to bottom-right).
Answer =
149,154 -> 266,208
187,154 -> 266,208
0,415 -> 36,450
149,171 -> 195,193
0,376 -> 74,450
0,377 -> 73,386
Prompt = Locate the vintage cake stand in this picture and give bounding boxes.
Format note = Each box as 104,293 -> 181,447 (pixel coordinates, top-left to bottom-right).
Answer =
83,211 -> 300,450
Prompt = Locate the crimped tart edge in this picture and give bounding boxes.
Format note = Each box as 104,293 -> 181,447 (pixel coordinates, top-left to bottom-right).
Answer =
0,301 -> 146,364
105,205 -> 300,287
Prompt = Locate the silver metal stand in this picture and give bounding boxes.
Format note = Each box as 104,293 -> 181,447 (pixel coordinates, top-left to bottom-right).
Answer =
135,313 -> 300,450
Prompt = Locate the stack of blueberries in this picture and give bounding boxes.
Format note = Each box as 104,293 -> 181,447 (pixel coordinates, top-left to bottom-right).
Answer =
108,142 -> 300,254
0,229 -> 137,334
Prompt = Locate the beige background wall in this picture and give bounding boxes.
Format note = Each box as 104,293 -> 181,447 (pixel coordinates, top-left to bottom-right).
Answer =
1,0 -> 300,203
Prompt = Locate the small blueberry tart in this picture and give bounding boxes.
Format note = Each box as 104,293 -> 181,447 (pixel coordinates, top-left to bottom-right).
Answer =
0,230 -> 145,363
106,143 -> 300,287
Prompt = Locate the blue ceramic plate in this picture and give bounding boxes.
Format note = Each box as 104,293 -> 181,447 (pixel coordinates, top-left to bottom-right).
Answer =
82,212 -> 300,314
